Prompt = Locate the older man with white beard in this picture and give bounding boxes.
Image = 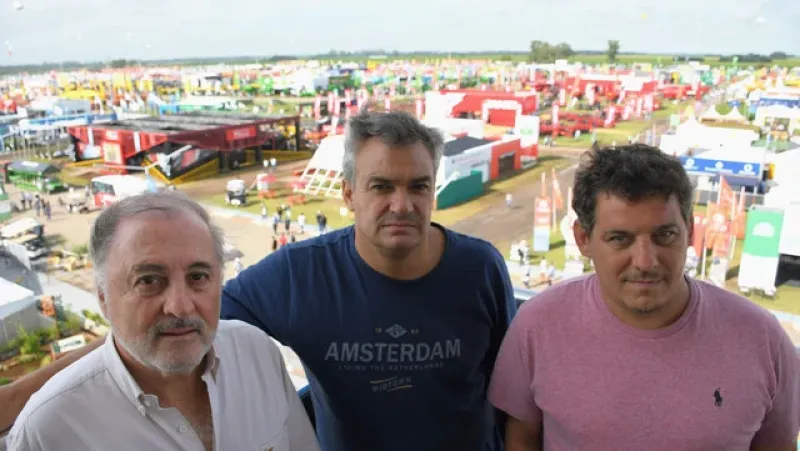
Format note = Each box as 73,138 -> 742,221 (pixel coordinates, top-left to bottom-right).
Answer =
6,192 -> 319,451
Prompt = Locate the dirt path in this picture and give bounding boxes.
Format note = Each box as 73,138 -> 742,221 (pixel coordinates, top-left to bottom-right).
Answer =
448,159 -> 578,255
177,159 -> 311,199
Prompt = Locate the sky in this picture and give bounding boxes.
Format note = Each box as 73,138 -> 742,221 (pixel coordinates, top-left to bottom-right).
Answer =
0,0 -> 798,65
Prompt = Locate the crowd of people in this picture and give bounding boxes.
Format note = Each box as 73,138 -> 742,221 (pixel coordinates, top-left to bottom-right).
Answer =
0,110 -> 797,451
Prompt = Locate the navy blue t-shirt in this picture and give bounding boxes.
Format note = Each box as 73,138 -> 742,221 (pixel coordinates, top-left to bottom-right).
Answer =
221,224 -> 516,451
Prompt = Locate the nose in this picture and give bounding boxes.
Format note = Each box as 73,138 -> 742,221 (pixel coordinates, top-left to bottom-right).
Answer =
388,189 -> 413,215
631,238 -> 658,271
162,279 -> 196,318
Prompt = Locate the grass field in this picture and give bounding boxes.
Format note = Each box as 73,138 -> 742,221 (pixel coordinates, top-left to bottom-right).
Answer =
204,188 -> 354,230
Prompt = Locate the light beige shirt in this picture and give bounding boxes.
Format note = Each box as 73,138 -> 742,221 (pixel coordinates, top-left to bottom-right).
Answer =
7,320 -> 320,451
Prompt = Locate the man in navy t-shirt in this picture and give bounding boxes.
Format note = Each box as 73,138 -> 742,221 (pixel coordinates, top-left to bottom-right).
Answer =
222,110 -> 516,451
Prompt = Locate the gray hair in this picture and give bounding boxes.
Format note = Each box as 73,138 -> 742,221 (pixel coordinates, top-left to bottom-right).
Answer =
342,109 -> 444,184
89,191 -> 226,291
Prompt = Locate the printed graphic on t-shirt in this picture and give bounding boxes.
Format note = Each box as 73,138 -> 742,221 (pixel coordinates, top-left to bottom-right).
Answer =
323,323 -> 462,393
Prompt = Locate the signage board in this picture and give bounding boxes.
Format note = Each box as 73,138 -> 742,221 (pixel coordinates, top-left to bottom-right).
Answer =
532,197 -> 552,252
225,126 -> 257,141
679,156 -> 762,177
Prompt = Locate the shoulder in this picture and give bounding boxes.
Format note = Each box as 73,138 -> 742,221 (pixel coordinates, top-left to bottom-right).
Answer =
225,228 -> 352,294
514,274 -> 594,327
214,319 -> 287,368
216,319 -> 281,356
10,347 -> 110,440
442,226 -> 506,267
693,279 -> 787,339
254,227 -> 351,271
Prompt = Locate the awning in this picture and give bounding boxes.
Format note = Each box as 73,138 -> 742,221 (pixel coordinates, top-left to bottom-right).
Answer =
712,173 -> 761,188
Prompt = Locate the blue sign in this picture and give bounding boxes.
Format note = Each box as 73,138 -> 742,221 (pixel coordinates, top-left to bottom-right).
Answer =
680,156 -> 762,177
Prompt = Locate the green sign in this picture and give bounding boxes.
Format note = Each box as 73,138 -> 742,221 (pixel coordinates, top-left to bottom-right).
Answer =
0,182 -> 10,222
742,207 -> 784,258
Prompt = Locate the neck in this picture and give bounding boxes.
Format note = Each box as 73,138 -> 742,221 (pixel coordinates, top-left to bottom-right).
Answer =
114,339 -> 207,407
605,277 -> 691,330
355,224 -> 444,280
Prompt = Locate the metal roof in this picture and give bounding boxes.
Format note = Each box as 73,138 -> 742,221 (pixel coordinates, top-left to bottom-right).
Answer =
7,160 -> 61,175
93,112 -> 298,134
0,277 -> 36,319
443,136 -> 493,157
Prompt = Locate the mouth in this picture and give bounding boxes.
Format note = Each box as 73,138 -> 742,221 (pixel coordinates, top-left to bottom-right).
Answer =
159,328 -> 199,337
627,280 -> 661,286
382,223 -> 416,228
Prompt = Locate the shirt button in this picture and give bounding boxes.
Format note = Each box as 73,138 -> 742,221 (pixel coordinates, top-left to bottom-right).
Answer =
178,425 -> 188,434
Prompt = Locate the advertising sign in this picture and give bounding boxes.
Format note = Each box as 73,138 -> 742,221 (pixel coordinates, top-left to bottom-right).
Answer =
679,156 -> 762,177
225,126 -> 257,141
742,207 -> 784,258
443,146 -> 492,183
514,115 -> 540,147
738,206 -> 784,291
533,196 -> 552,252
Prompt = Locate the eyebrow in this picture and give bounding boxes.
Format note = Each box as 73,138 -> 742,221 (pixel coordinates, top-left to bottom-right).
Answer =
130,262 -> 214,273
605,223 -> 680,235
366,175 -> 432,184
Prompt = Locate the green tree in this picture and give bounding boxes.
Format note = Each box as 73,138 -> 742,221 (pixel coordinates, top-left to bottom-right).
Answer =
529,41 -> 575,63
607,40 -> 620,63
17,326 -> 41,356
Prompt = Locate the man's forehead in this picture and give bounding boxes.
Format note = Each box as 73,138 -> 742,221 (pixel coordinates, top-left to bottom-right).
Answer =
595,193 -> 683,229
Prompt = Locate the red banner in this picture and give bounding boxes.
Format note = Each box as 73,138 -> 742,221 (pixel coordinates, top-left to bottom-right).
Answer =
534,196 -> 551,228
692,215 -> 705,257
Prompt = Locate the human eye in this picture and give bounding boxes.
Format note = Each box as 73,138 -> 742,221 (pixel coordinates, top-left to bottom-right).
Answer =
188,272 -> 211,287
135,275 -> 164,294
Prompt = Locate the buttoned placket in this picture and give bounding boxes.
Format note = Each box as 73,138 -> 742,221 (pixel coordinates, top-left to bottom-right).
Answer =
136,393 -> 206,450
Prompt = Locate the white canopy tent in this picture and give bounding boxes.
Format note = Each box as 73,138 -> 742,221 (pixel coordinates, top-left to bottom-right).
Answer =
295,134 -> 346,198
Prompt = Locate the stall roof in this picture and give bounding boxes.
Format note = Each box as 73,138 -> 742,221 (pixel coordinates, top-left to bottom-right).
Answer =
0,277 -> 36,319
712,173 -> 761,188
7,160 -> 61,175
443,136 -> 492,157
97,112 -> 298,134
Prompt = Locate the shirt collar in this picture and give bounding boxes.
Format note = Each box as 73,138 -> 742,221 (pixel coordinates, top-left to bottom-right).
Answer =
103,330 -> 221,413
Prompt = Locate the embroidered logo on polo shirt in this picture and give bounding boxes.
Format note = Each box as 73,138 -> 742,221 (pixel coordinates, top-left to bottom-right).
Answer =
714,388 -> 723,407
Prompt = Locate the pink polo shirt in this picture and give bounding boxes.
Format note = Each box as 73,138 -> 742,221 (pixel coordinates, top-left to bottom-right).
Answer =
489,274 -> 800,450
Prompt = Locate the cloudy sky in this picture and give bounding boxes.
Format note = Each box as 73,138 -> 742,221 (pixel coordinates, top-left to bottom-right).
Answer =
0,0 -> 797,65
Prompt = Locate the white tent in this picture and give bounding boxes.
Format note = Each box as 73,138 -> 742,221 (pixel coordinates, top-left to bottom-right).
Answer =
699,107 -> 725,122
723,107 -> 748,124
295,134 -> 346,198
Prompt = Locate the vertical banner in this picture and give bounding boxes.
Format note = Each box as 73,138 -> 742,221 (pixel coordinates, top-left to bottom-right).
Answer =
314,96 -> 321,120
691,214 -> 706,258
738,207 -> 785,291
533,196 -> 552,252
326,92 -> 334,115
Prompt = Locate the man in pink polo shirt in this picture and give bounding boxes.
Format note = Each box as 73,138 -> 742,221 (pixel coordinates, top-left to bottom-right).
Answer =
489,144 -> 800,450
